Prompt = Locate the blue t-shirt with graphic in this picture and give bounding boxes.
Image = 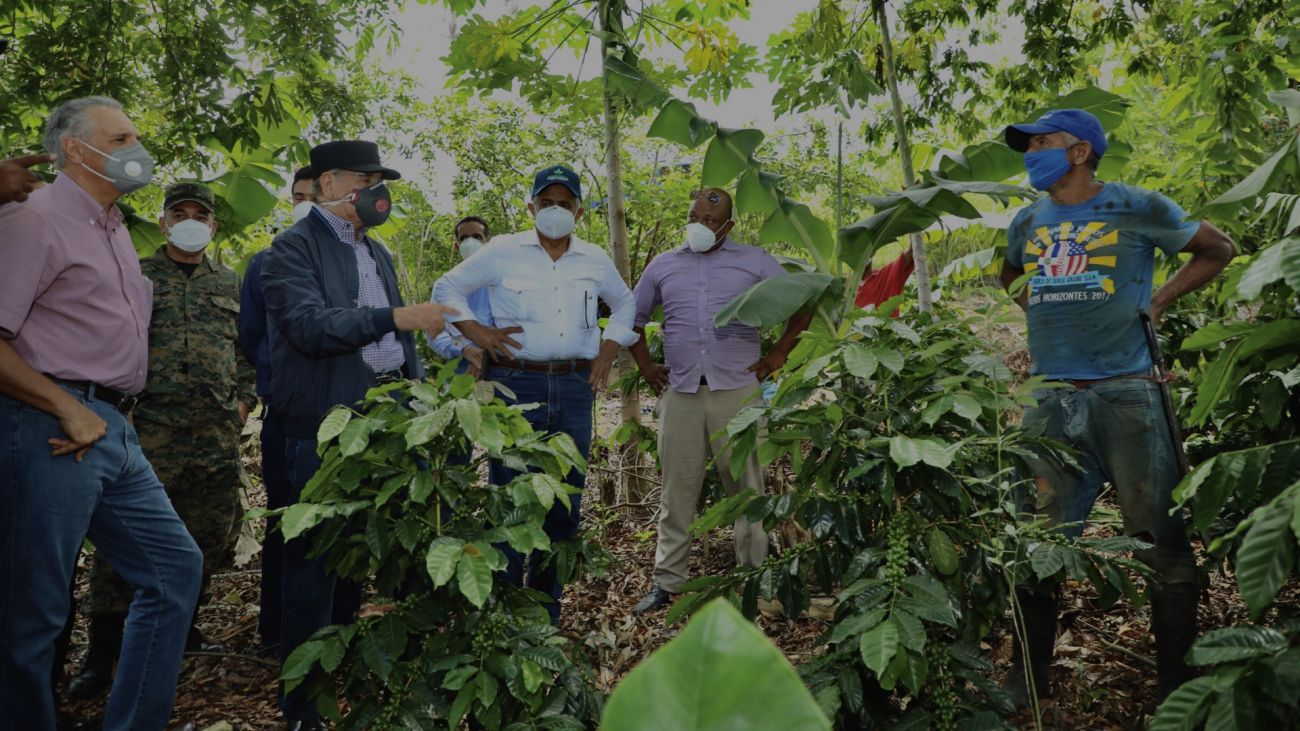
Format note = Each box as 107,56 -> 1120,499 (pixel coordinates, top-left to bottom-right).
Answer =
1006,183 -> 1199,380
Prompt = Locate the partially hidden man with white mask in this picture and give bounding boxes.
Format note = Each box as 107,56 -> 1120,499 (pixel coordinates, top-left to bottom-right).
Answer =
433,164 -> 638,624
427,215 -> 494,377
67,181 -> 257,702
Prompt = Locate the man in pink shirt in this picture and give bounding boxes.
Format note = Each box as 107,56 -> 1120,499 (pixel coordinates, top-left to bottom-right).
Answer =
0,96 -> 202,731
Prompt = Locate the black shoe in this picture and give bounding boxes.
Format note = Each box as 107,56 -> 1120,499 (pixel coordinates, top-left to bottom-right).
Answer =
632,585 -> 678,614
1152,583 -> 1200,700
287,719 -> 328,731
1003,586 -> 1058,710
185,626 -> 226,655
66,611 -> 126,701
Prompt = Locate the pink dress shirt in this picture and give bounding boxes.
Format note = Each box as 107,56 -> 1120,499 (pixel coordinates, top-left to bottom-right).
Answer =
0,174 -> 152,393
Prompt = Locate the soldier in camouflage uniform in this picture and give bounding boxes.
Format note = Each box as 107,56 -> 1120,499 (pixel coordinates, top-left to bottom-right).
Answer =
67,182 -> 257,700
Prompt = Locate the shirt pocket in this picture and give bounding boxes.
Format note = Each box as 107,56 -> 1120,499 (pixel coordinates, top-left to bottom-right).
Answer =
498,277 -> 541,322
573,275 -> 600,330
208,295 -> 242,342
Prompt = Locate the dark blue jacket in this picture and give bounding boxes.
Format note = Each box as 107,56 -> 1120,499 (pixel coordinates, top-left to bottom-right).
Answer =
262,210 -> 423,439
238,249 -> 273,397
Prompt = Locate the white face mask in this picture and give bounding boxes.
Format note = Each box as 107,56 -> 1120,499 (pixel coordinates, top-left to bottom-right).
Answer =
167,219 -> 213,252
685,222 -> 719,252
291,201 -> 314,222
458,237 -> 483,260
534,205 -> 576,239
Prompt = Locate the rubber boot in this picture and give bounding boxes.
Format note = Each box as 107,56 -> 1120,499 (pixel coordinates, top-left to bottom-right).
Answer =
65,612 -> 125,700
1151,583 -> 1200,700
1004,586 -> 1058,709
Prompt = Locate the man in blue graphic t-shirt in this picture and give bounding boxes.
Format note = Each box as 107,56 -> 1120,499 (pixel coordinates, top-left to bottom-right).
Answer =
999,109 -> 1235,709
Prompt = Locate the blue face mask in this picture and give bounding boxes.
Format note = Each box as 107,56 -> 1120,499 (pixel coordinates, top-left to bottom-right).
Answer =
1024,147 -> 1074,191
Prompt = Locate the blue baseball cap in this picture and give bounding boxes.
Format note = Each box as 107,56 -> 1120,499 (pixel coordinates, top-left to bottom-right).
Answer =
1004,109 -> 1108,159
530,164 -> 582,201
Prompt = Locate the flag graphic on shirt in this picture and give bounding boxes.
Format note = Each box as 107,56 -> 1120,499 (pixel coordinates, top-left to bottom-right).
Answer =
1022,221 -> 1117,296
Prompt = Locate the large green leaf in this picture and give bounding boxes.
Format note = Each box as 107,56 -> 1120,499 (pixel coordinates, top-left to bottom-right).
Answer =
1234,237 -> 1300,300
736,167 -> 783,216
456,543 -> 494,607
648,99 -> 716,149
602,55 -> 669,112
859,621 -> 900,678
840,205 -> 935,274
712,272 -> 835,330
1150,676 -> 1215,731
425,537 -> 465,588
210,159 -> 281,229
932,140 -> 1024,182
760,199 -> 835,270
1027,85 -> 1132,131
1186,626 -> 1289,666
702,128 -> 765,187
1235,502 -> 1298,619
1206,137 -> 1298,213
601,599 -> 830,731
1173,441 -> 1300,534
888,436 -> 957,470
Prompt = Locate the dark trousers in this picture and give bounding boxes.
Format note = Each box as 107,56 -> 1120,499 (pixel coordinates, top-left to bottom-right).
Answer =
258,402 -> 291,647
486,367 -> 593,624
278,436 -> 363,724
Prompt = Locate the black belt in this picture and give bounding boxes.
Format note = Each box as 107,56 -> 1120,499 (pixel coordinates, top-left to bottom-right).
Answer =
1057,373 -> 1155,390
493,357 -> 590,374
48,377 -> 138,414
700,375 -> 708,387
374,369 -> 406,384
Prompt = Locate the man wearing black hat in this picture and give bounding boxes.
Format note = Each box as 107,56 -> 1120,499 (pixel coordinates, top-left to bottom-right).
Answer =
262,140 -> 455,730
999,109 -> 1235,707
238,165 -> 313,655
68,180 -> 256,699
433,164 -> 637,624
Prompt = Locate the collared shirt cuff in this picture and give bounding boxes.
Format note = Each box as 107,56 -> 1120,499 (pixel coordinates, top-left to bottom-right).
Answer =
601,323 -> 638,348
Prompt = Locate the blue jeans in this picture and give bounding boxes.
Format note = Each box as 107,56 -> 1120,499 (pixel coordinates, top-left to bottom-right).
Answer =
1020,378 -> 1197,586
487,367 -> 593,623
257,401 -> 290,648
0,389 -> 202,731
278,436 -> 363,724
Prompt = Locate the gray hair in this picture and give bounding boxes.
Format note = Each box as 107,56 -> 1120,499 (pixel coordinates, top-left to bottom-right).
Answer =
312,169 -> 340,200
43,96 -> 123,167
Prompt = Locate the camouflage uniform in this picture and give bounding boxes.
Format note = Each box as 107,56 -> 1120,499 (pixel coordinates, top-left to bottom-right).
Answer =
86,247 -> 257,613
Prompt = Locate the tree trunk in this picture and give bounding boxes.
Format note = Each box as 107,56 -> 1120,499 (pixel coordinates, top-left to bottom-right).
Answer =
599,1 -> 649,509
876,0 -> 933,313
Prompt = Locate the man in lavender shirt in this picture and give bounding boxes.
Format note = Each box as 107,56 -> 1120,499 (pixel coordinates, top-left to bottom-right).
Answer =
0,97 -> 202,731
629,187 -> 811,613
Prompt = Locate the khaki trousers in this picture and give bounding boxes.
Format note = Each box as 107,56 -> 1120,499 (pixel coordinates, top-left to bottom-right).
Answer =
652,384 -> 768,592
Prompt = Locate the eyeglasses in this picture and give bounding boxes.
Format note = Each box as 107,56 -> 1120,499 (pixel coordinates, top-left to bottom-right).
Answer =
690,189 -> 724,205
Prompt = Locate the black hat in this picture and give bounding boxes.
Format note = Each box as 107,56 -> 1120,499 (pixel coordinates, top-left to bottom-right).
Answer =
163,182 -> 215,212
530,164 -> 581,200
309,140 -> 401,181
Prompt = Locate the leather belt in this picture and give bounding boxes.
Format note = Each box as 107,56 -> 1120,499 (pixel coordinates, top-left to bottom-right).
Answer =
1058,373 -> 1154,390
48,377 -> 138,414
493,357 -> 591,374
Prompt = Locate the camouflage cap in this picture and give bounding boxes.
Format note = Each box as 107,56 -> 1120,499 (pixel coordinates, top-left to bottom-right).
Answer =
163,182 -> 215,213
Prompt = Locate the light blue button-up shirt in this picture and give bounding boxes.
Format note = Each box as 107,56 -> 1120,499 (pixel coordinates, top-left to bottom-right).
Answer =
427,286 -> 493,360
432,230 -> 638,361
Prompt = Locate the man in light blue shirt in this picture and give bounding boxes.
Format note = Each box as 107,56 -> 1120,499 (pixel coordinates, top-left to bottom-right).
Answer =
427,216 -> 493,376
433,164 -> 637,623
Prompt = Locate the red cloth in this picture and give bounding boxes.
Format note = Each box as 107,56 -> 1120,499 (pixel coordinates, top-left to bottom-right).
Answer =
855,253 -> 916,309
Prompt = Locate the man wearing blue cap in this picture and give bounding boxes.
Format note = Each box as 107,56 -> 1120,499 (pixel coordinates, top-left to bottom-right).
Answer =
433,164 -> 637,623
999,109 -> 1236,707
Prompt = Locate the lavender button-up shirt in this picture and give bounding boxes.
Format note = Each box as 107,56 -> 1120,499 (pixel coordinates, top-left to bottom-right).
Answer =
633,237 -> 786,394
0,174 -> 153,393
